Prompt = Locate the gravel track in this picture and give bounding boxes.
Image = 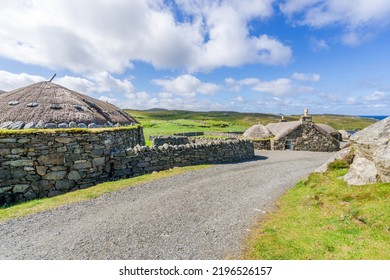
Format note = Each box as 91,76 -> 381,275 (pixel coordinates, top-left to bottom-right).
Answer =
0,150 -> 333,260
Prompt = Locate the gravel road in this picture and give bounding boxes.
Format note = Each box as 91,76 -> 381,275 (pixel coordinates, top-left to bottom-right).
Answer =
0,150 -> 333,260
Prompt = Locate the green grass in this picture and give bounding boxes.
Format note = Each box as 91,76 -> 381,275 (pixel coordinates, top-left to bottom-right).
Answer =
241,167 -> 390,260
126,109 -> 376,144
0,165 -> 210,222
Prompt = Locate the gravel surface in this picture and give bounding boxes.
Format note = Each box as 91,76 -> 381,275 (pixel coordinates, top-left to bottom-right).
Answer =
0,150 -> 334,260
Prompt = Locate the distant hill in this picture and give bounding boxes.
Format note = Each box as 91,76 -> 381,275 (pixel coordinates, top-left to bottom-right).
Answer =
125,109 -> 376,136
145,108 -> 168,111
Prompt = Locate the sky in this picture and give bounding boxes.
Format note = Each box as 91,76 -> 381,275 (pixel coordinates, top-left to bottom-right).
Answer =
0,0 -> 390,115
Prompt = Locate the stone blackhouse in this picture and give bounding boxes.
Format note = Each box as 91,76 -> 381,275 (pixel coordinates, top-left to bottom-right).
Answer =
244,109 -> 340,152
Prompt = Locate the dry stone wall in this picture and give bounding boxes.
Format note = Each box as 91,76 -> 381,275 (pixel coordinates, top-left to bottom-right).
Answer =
0,128 -> 254,205
151,135 -> 190,146
0,127 -> 145,205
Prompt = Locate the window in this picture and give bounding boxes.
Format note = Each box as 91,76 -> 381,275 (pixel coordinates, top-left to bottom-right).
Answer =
285,140 -> 294,150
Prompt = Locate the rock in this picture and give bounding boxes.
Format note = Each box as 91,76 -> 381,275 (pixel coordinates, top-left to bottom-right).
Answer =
0,121 -> 13,129
67,170 -> 81,181
73,160 -> 92,169
43,171 -> 68,180
344,117 -> 390,185
344,155 -> 378,185
45,123 -> 57,129
38,154 -> 64,165
10,160 -> 34,167
24,122 -> 36,129
9,121 -> 24,129
58,122 -> 69,128
69,121 -> 78,128
92,157 -> 105,166
36,120 -> 45,128
55,137 -> 73,144
36,166 -> 48,176
78,123 -> 87,128
88,123 -> 98,128
55,180 -> 75,190
13,184 -> 30,193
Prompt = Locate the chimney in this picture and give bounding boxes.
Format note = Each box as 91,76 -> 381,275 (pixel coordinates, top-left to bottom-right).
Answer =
280,115 -> 287,122
300,108 -> 312,123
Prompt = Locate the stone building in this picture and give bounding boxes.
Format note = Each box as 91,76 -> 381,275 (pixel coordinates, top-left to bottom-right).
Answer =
244,109 -> 340,152
0,81 -> 139,129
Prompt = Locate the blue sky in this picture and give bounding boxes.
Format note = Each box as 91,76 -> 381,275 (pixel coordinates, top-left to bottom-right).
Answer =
1,0 -> 390,115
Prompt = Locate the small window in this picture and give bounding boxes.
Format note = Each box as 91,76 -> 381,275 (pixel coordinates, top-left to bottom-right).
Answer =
73,104 -> 82,110
285,140 -> 294,150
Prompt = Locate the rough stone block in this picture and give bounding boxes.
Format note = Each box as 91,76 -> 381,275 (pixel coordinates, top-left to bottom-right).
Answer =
93,157 -> 106,166
73,160 -> 92,169
55,180 -> 75,190
38,154 -> 64,165
10,160 -> 34,167
43,171 -> 67,180
13,184 -> 30,193
67,170 -> 81,181
55,137 -> 73,144
36,166 -> 48,176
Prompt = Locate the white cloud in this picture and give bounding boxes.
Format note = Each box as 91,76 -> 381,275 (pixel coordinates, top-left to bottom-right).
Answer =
309,37 -> 330,51
226,77 -> 293,96
280,0 -> 390,45
364,91 -> 386,101
0,0 -> 292,73
292,72 -> 321,82
0,70 -> 44,91
152,74 -> 219,97
251,78 -> 293,96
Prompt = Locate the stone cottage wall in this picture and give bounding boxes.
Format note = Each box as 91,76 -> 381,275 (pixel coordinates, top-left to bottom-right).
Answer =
0,128 -> 254,204
272,123 -> 339,152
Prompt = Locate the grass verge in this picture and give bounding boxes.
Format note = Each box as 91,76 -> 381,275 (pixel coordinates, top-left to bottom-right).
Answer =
0,165 -> 210,222
241,167 -> 390,260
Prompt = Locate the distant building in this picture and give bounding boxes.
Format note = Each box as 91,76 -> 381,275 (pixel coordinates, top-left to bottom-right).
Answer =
338,129 -> 351,140
244,109 -> 340,152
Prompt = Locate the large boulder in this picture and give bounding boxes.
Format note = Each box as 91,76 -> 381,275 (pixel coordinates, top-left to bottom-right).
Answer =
344,117 -> 390,185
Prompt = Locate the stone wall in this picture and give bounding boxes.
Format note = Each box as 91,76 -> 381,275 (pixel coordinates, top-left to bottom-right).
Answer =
151,135 -> 190,146
252,139 -> 271,150
0,129 -> 254,205
0,127 -> 145,205
272,123 -> 339,152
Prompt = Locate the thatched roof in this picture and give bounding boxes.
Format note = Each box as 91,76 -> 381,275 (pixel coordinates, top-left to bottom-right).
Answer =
317,124 -> 337,134
0,81 -> 138,128
266,121 -> 301,140
243,124 -> 273,139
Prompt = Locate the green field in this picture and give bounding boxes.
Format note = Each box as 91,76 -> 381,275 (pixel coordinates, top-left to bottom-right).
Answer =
241,161 -> 390,260
125,109 -> 376,144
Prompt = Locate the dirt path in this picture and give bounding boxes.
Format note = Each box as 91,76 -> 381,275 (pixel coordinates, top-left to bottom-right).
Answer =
0,150 -> 333,259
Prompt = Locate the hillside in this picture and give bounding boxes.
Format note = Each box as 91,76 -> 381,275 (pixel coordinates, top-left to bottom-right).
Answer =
125,109 -> 376,142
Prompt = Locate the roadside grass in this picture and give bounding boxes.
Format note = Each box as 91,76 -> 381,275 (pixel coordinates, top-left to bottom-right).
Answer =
0,165 -> 210,222
241,167 -> 390,260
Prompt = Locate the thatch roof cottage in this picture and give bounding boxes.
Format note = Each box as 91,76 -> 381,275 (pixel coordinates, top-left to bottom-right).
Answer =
0,81 -> 139,129
244,109 -> 340,152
